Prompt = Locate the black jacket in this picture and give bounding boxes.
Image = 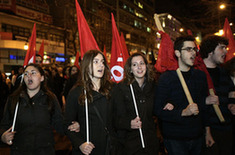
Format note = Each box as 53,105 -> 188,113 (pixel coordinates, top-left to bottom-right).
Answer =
154,68 -> 208,140
206,66 -> 235,130
65,86 -> 112,155
0,90 -> 64,154
112,80 -> 159,155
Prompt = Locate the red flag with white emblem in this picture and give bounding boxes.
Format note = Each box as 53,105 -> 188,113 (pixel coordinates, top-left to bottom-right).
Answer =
75,0 -> 100,59
23,23 -> 36,67
110,13 -> 126,83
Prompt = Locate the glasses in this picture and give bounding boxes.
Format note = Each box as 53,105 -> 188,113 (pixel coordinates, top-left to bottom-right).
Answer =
181,47 -> 198,52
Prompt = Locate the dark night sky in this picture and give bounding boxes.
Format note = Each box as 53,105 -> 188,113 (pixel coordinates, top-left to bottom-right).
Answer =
155,0 -> 235,37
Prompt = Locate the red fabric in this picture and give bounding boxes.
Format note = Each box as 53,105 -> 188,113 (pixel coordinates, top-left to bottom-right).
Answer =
75,0 -> 99,59
38,40 -> 44,58
223,18 -> 235,62
187,29 -> 193,36
194,52 -> 215,94
23,23 -> 36,67
103,45 -> 108,61
120,32 -> 129,62
74,51 -> 80,69
110,13 -> 125,83
154,31 -> 178,73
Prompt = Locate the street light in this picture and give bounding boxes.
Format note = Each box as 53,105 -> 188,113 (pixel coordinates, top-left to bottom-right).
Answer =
219,4 -> 226,10
218,3 -> 226,28
24,43 -> 28,50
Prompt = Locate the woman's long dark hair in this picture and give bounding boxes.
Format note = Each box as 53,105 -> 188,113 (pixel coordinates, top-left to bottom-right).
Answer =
77,50 -> 112,105
124,52 -> 155,85
10,63 -> 55,113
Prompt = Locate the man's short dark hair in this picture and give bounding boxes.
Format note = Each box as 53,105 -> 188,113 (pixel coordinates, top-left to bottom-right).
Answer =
199,35 -> 228,59
36,54 -> 42,59
174,35 -> 195,51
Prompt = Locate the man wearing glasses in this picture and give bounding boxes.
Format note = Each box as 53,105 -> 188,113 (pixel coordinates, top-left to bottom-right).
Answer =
154,36 -> 208,155
200,36 -> 235,155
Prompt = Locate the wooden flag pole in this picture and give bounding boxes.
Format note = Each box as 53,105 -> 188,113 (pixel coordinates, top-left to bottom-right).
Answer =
154,14 -> 165,32
176,68 -> 194,104
209,89 -> 225,122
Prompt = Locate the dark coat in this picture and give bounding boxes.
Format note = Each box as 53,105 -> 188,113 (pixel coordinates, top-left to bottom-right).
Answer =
63,72 -> 80,99
206,66 -> 235,130
112,80 -> 159,155
65,86 -> 111,155
154,68 -> 208,140
0,90 -> 64,155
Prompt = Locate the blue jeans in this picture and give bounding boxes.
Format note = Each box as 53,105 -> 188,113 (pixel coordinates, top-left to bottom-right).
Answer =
164,136 -> 202,155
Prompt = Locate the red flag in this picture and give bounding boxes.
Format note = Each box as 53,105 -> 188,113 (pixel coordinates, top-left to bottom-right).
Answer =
120,32 -> 129,62
74,51 -> 80,69
154,31 -> 178,73
75,0 -> 99,59
223,18 -> 235,62
38,40 -> 44,58
194,52 -> 215,92
103,45 -> 108,61
110,13 -> 126,83
23,23 -> 36,67
187,29 -> 193,36
194,51 -> 226,122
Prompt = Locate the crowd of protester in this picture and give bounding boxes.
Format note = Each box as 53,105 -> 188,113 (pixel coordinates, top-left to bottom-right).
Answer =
0,35 -> 234,155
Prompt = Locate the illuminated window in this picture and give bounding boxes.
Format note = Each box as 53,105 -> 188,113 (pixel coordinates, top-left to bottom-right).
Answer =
134,20 -> 138,27
138,2 -> 143,9
138,13 -> 143,18
167,14 -> 172,20
162,19 -> 165,28
129,7 -> 134,13
134,0 -> 138,5
123,4 -> 127,9
147,27 -> 151,32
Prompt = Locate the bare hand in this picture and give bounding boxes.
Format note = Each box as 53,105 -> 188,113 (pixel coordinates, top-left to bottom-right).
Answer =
228,104 -> 235,115
206,95 -> 219,105
205,127 -> 215,147
131,116 -> 142,129
181,103 -> 199,116
228,91 -> 235,98
79,142 -> 95,155
1,127 -> 15,145
68,121 -> 80,132
163,103 -> 174,111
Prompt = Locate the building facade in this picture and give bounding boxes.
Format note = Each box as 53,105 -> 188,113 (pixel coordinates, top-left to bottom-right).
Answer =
0,0 -> 159,72
0,0 -> 66,72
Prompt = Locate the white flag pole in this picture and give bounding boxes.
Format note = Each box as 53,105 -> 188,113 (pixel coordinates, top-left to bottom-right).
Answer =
130,84 -> 145,148
84,90 -> 89,143
11,102 -> 19,132
10,74 -> 24,143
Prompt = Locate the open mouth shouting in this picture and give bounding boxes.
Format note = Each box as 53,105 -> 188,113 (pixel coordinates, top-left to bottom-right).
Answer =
27,79 -> 33,85
190,56 -> 195,62
221,54 -> 226,60
97,69 -> 103,73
